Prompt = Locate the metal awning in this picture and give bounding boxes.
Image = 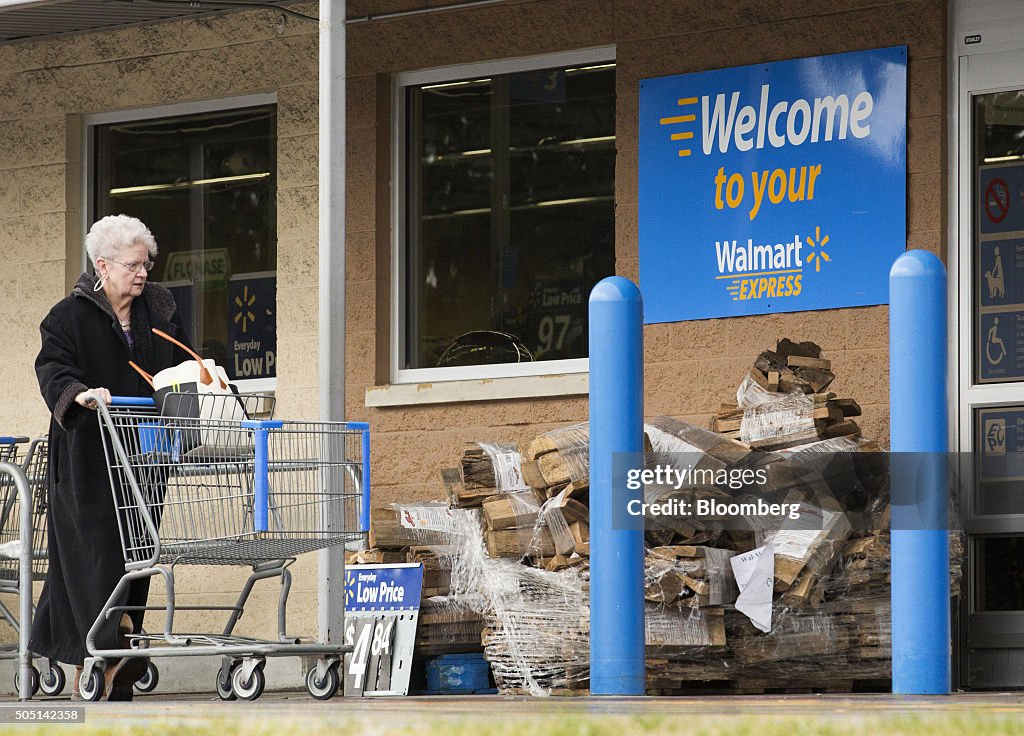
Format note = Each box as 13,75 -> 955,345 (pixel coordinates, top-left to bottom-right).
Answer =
0,0 -> 315,44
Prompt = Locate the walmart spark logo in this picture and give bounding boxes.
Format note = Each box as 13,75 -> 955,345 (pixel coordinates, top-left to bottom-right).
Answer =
805,226 -> 831,273
233,285 -> 257,333
659,96 -> 697,157
345,570 -> 356,606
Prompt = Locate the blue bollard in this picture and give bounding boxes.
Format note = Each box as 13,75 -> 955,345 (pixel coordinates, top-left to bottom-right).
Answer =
588,276 -> 645,695
889,250 -> 950,695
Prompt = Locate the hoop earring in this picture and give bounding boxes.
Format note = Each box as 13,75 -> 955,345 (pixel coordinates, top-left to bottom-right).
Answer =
93,274 -> 107,292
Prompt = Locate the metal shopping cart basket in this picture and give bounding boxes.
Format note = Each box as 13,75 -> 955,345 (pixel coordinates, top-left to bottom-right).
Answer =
0,437 -> 67,698
88,393 -> 369,701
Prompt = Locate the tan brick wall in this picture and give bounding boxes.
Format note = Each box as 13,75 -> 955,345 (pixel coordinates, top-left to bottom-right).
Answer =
348,0 -> 947,513
0,0 -> 947,645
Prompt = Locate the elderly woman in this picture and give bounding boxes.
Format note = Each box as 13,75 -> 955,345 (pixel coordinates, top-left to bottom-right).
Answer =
32,214 -> 192,700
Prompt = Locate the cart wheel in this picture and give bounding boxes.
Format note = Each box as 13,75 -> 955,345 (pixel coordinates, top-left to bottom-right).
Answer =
305,663 -> 339,700
79,669 -> 104,703
216,663 -> 237,701
39,664 -> 65,696
15,666 -> 40,698
231,664 -> 265,701
134,662 -> 159,693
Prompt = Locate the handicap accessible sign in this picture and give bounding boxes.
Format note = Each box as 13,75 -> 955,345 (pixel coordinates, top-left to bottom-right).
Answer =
639,46 -> 907,323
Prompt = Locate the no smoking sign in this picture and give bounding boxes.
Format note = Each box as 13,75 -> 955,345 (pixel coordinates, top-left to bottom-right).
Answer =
986,177 -> 1010,224
980,164 -> 1024,235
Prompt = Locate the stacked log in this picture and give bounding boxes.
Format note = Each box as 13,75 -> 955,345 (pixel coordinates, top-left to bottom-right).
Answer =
416,596 -> 485,656
715,339 -> 863,450
454,441 -> 532,507
520,424 -> 590,495
408,546 -> 454,597
646,546 -> 738,608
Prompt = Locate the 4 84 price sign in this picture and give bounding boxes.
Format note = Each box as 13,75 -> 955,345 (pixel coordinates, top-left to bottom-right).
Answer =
344,616 -> 396,694
343,563 -> 422,696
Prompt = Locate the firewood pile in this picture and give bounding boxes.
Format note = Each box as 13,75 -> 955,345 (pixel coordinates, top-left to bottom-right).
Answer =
360,339 -> 963,695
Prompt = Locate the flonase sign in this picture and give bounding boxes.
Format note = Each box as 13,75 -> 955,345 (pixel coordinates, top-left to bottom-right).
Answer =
639,46 -> 907,323
164,249 -> 230,291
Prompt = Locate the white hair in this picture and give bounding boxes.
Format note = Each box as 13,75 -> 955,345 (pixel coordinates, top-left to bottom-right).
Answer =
85,214 -> 158,268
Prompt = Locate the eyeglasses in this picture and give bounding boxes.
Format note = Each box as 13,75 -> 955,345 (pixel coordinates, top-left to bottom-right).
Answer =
106,258 -> 155,273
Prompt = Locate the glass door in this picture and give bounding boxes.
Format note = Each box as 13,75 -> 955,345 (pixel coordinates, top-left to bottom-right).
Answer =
958,49 -> 1024,689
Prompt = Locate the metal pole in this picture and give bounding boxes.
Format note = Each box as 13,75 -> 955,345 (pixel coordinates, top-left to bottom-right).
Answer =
318,0 -> 347,647
0,462 -> 34,700
588,276 -> 645,695
889,249 -> 950,695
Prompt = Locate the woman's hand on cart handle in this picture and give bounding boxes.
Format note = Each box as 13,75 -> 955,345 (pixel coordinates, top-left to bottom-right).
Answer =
75,388 -> 112,409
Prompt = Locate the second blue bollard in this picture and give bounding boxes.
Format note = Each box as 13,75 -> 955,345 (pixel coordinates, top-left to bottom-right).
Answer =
889,249 -> 950,695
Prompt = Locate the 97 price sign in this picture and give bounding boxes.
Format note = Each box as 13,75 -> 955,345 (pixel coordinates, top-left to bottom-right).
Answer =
528,283 -> 584,360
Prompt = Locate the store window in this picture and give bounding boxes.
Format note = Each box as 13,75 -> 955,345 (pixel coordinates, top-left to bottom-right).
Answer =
90,99 -> 277,387
395,49 -> 616,382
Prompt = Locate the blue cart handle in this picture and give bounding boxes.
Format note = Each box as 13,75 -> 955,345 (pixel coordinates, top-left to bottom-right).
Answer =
110,396 -> 156,407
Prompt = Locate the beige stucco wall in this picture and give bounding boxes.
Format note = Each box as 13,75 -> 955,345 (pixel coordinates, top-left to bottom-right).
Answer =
0,5 -> 325,644
0,0 -> 946,654
349,0 -> 947,513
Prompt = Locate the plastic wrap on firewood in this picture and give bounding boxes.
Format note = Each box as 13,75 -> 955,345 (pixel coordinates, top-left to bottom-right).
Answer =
415,594 -> 485,655
740,394 -> 818,447
477,441 -> 531,492
520,423 -> 590,489
646,546 -> 738,607
436,510 -> 588,695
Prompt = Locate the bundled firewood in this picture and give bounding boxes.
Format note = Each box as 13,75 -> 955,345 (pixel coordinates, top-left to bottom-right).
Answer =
415,596 -> 485,655
369,505 -> 453,549
519,424 -> 590,493
408,546 -> 454,597
646,604 -> 727,650
757,338 -> 837,394
481,490 -> 543,531
713,393 -> 863,450
484,527 -> 557,558
646,546 -> 738,607
346,548 -> 407,565
715,339 -> 863,451
455,442 -> 532,507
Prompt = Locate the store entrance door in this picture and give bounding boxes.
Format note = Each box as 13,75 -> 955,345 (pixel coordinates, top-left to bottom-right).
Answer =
958,48 -> 1024,689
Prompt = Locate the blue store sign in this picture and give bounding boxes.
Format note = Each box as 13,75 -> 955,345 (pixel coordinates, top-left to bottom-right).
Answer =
345,563 -> 423,613
977,310 -> 1024,382
639,46 -> 907,323
227,273 -> 276,381
977,407 -> 1024,482
979,164 -> 1024,235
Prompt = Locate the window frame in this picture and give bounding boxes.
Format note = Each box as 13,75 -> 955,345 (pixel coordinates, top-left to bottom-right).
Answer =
391,46 -> 616,385
83,93 -> 279,393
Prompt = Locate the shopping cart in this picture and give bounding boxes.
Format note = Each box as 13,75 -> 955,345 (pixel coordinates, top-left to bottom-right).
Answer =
0,438 -> 53,699
0,437 -> 67,698
87,393 -> 368,701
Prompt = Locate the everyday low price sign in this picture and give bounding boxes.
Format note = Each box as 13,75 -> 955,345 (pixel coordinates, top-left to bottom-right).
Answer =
343,563 -> 423,697
639,46 -> 907,323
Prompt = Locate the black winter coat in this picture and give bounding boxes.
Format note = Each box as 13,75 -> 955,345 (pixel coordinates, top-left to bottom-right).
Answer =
31,273 -> 192,665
